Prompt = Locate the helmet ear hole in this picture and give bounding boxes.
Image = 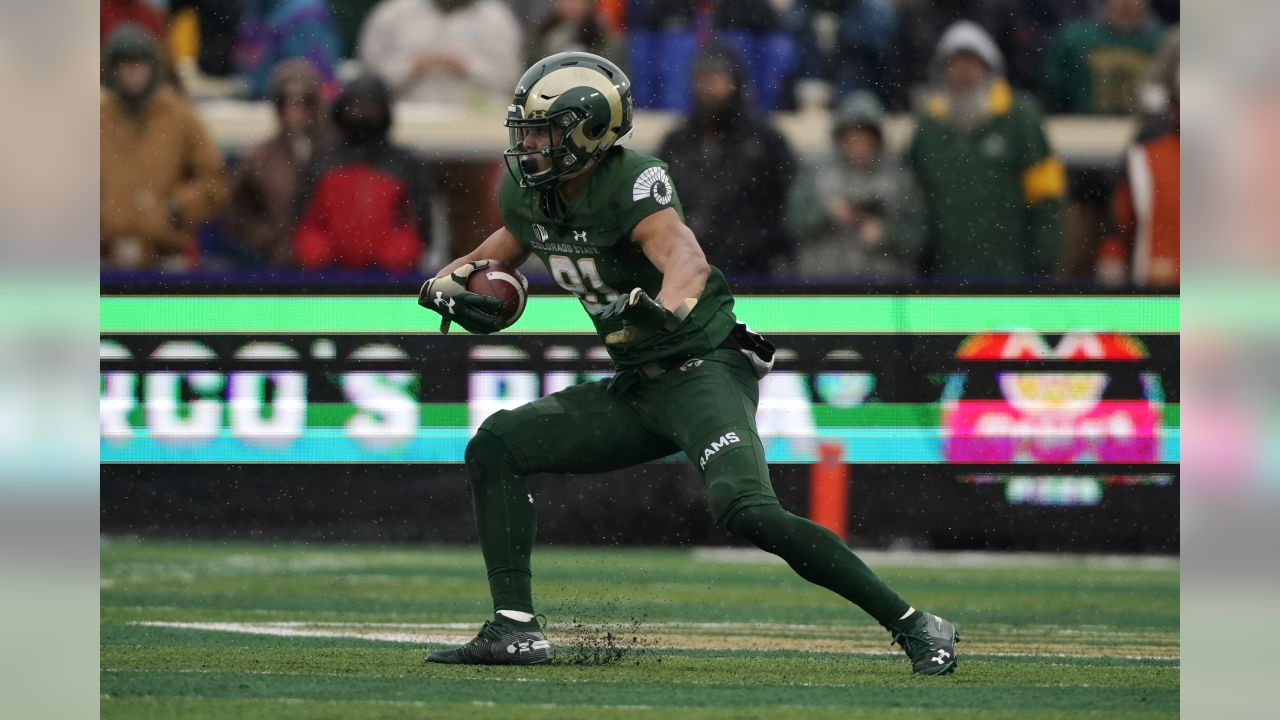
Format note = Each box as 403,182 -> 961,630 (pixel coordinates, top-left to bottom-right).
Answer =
584,120 -> 607,141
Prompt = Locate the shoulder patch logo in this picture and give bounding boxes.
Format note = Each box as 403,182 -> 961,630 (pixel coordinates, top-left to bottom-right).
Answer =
532,223 -> 549,242
633,166 -> 673,206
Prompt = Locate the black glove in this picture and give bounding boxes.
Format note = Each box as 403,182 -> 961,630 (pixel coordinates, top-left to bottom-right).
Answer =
596,287 -> 678,345
418,260 -> 504,335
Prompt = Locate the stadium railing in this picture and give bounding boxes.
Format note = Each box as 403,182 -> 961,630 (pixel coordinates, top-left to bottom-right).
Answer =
195,101 -> 1136,167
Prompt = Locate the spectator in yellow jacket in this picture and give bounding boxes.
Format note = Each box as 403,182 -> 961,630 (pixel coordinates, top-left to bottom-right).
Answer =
100,25 -> 228,270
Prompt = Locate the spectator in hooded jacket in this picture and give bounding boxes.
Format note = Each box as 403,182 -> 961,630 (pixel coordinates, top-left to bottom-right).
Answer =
889,0 -> 1089,111
226,59 -> 332,268
785,91 -> 925,280
293,73 -> 434,272
101,25 -> 229,270
657,43 -> 795,278
908,21 -> 1065,282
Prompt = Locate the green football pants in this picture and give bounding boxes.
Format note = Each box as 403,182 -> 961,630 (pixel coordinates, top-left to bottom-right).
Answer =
464,348 -> 912,628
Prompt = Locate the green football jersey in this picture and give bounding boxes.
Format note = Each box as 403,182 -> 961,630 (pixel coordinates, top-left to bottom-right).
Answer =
500,147 -> 738,368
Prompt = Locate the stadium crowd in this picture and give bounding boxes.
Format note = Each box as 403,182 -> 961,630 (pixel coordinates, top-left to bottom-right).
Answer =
100,0 -> 1180,287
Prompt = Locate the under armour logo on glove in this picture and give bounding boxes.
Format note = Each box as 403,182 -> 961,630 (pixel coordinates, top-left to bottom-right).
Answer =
418,261 -> 503,335
434,292 -> 456,314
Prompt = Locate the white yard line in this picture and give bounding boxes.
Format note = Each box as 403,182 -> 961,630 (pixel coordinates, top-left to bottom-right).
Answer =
692,547 -> 1179,571
133,620 -> 1179,661
136,620 -> 475,646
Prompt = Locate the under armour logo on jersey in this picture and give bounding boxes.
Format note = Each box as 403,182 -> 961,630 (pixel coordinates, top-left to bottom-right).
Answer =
931,649 -> 951,665
633,166 -> 673,205
433,292 -> 456,314
572,230 -> 588,242
532,223 -> 549,242
679,358 -> 703,372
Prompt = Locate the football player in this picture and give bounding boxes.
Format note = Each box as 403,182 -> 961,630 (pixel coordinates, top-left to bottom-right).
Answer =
419,52 -> 958,675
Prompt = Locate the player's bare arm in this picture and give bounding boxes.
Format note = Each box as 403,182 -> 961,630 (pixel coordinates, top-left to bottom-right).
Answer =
631,207 -> 710,312
594,210 -> 709,335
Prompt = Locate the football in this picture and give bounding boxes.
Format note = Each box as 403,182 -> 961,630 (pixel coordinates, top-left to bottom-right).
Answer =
467,260 -> 528,329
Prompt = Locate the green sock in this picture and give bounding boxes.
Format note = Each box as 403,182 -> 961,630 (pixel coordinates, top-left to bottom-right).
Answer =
727,503 -> 912,629
465,429 -> 536,615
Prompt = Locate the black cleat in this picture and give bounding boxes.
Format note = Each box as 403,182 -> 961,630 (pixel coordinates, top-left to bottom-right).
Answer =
891,611 -> 959,676
425,616 -> 552,665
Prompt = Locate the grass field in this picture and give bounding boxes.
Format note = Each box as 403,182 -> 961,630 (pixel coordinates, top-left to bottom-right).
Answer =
101,540 -> 1179,719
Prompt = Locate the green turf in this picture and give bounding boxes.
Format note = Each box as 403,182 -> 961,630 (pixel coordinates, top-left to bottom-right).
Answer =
101,540 -> 1178,719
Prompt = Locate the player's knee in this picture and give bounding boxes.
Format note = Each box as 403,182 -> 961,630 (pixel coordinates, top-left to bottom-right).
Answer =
707,475 -> 784,535
704,466 -> 777,528
465,427 -> 504,466
477,409 -> 519,439
464,425 -> 514,486
721,501 -> 784,540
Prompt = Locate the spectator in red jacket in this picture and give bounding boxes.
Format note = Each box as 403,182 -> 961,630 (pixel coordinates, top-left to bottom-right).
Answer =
293,73 -> 434,272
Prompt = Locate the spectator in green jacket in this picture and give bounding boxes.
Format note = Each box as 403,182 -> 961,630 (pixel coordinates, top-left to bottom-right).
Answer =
1042,0 -> 1166,114
784,91 -> 926,280
908,20 -> 1066,282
